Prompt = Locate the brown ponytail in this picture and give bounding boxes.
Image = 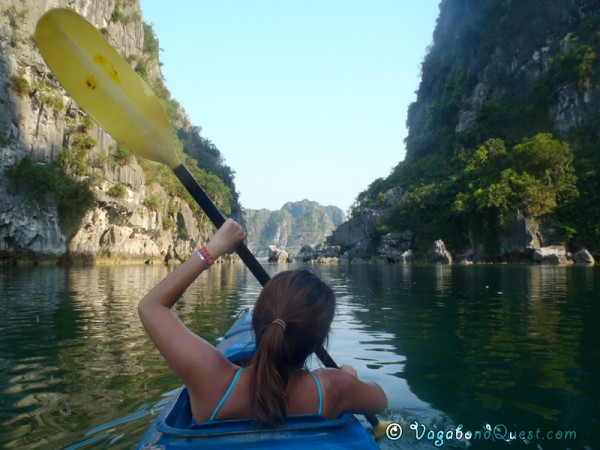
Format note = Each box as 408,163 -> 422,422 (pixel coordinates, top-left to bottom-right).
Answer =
250,269 -> 335,426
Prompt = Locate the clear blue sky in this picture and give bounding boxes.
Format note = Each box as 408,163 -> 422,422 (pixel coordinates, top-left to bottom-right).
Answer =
139,1 -> 440,213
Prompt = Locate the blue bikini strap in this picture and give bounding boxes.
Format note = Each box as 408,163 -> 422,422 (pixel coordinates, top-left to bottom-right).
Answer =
209,368 -> 243,421
310,372 -> 323,415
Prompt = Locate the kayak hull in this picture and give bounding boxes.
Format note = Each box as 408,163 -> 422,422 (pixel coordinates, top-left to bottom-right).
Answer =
136,310 -> 379,449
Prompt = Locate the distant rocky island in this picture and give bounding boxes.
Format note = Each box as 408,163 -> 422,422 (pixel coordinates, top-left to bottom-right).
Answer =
243,200 -> 345,258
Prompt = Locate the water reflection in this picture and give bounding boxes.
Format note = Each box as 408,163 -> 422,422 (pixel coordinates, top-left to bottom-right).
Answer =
337,264 -> 599,450
1,263 -> 599,449
0,264 -> 257,449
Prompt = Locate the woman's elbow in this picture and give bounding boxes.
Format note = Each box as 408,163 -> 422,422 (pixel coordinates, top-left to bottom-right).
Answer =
138,297 -> 153,328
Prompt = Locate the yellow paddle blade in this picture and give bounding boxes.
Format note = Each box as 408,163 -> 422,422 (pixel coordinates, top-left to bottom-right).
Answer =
34,8 -> 180,169
373,420 -> 390,440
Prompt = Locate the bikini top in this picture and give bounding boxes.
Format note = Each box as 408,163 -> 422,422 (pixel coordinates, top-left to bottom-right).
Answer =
209,368 -> 323,421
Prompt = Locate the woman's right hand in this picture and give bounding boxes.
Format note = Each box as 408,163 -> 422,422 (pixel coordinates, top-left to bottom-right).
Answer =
205,219 -> 247,259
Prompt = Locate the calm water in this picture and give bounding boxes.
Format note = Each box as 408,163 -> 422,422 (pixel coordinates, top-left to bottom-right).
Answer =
0,263 -> 598,449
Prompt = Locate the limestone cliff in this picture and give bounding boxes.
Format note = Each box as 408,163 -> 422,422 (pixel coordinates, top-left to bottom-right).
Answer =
339,0 -> 600,263
0,0 -> 240,264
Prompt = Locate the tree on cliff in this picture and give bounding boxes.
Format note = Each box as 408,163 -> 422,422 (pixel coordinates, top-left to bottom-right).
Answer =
454,134 -> 577,248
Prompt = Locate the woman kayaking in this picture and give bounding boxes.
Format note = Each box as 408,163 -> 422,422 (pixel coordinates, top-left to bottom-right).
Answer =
138,218 -> 387,426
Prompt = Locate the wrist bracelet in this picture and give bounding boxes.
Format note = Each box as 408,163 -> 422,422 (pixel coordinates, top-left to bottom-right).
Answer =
193,246 -> 214,267
192,248 -> 207,266
199,246 -> 215,266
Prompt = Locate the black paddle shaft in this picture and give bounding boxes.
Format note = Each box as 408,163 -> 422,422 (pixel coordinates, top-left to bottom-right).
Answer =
173,164 -> 270,286
173,163 -> 381,428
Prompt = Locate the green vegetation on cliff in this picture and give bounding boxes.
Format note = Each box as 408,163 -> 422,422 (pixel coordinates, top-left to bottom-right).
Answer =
353,0 -> 600,255
374,133 -> 578,254
7,157 -> 95,235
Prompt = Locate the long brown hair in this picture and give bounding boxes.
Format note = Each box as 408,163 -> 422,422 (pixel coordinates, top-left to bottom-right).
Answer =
249,269 -> 335,425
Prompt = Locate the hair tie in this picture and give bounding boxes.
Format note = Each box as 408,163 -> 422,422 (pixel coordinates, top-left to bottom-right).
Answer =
272,318 -> 286,332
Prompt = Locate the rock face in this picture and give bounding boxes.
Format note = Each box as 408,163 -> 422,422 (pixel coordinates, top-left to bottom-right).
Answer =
328,188 -> 419,263
67,189 -> 205,264
328,208 -> 379,254
378,232 -> 414,263
328,187 -> 418,263
499,217 -> 543,259
267,245 -> 290,263
533,246 -> 572,265
406,0 -> 600,159
0,0 -> 234,264
425,240 -> 453,265
244,200 -> 345,256
0,182 -> 65,260
573,248 -> 595,264
297,244 -> 341,263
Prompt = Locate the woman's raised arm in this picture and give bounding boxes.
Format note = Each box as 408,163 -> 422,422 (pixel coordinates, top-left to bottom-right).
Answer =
138,219 -> 246,383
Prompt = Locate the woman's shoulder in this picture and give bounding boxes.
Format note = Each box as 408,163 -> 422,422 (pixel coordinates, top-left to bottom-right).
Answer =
312,367 -> 354,385
310,367 -> 353,411
312,367 -> 387,416
313,366 -> 367,398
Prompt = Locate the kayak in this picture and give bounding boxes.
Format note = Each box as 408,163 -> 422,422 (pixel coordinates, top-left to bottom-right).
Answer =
136,309 -> 380,449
